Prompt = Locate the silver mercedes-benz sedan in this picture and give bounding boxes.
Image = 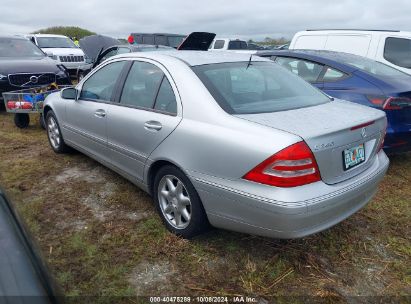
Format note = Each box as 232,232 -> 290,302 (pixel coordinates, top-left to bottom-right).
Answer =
43,51 -> 389,239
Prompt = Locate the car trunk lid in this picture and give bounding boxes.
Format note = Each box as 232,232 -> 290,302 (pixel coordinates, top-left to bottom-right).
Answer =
177,32 -> 216,51
236,99 -> 387,185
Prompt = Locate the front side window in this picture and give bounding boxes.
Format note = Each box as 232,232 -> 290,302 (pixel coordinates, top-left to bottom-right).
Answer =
120,61 -> 164,109
80,61 -> 126,101
0,38 -> 44,58
275,57 -> 324,82
193,61 -> 330,114
384,37 -> 411,69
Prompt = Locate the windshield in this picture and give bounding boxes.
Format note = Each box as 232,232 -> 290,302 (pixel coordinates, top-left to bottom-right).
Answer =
193,61 -> 330,114
0,38 -> 45,58
37,37 -> 77,48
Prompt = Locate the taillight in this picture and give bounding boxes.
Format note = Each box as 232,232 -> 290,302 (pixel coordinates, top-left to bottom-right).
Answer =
127,35 -> 134,44
243,141 -> 321,188
378,120 -> 388,152
367,95 -> 411,110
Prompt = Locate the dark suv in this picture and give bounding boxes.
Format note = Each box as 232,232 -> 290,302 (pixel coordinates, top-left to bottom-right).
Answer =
0,36 -> 71,110
128,33 -> 186,48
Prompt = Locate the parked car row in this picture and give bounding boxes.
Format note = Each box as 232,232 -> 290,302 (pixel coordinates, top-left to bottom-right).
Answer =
0,35 -> 72,110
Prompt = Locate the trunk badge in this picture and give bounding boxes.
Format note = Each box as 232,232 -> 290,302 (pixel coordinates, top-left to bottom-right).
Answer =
361,127 -> 367,138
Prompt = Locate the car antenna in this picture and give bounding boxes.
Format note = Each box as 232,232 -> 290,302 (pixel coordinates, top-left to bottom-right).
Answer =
246,54 -> 253,69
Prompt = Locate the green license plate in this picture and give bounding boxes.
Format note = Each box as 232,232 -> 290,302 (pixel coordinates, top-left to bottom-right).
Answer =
343,144 -> 365,171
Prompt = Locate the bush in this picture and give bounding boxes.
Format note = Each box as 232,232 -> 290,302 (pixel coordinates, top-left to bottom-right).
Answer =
32,26 -> 96,39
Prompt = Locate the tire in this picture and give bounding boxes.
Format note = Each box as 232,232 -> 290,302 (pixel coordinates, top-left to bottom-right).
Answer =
153,165 -> 210,238
14,113 -> 30,128
45,110 -> 70,153
39,114 -> 46,130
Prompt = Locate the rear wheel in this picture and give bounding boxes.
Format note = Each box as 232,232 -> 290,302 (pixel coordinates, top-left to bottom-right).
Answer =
14,113 -> 30,129
46,111 -> 70,153
153,165 -> 209,238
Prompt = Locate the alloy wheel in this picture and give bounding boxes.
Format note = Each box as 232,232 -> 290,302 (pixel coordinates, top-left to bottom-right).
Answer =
158,175 -> 192,229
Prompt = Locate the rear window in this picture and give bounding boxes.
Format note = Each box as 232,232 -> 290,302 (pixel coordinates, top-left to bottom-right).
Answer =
339,53 -> 408,77
193,61 -> 330,114
228,41 -> 247,50
384,37 -> 411,68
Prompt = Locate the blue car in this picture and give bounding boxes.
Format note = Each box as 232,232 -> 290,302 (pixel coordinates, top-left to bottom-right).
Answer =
258,50 -> 411,153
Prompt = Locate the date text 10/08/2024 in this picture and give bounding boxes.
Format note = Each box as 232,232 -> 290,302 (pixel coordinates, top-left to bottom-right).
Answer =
149,296 -> 258,303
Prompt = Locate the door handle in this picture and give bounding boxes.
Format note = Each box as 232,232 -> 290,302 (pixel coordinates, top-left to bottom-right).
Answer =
94,109 -> 106,118
144,121 -> 162,131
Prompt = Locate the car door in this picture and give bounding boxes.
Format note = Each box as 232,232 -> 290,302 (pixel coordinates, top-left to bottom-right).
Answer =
274,56 -> 325,89
64,60 -> 128,164
106,59 -> 182,182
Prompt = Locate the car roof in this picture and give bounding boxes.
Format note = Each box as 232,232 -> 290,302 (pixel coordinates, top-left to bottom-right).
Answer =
0,35 -> 28,40
32,34 -> 68,38
258,49 -> 369,72
130,33 -> 186,37
115,50 -> 269,66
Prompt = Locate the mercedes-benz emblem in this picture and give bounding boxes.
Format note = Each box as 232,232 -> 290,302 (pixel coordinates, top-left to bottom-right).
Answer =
361,127 -> 367,138
29,75 -> 39,84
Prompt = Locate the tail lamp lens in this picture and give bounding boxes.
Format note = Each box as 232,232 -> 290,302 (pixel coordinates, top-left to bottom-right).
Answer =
367,95 -> 411,110
243,141 -> 321,188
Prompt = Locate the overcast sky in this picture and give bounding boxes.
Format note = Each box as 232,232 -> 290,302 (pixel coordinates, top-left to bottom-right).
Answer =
1,0 -> 410,40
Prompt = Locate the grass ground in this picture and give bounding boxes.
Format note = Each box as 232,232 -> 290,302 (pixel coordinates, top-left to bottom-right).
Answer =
0,112 -> 409,303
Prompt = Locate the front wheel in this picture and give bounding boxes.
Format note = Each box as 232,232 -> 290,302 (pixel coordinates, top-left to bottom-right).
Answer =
153,165 -> 210,238
46,111 -> 70,153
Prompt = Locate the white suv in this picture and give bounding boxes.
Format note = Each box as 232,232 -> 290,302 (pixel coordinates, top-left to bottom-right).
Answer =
27,34 -> 86,75
209,38 -> 254,53
290,30 -> 411,75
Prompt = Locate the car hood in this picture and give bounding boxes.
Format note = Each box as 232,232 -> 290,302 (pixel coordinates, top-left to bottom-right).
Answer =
40,47 -> 84,56
178,32 -> 216,51
0,57 -> 60,74
79,35 -> 120,62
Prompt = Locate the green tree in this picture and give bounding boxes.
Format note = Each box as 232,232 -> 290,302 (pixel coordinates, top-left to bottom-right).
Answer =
32,26 -> 96,39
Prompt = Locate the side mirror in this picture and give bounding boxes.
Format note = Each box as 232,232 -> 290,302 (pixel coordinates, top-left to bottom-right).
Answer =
45,51 -> 54,58
61,87 -> 77,100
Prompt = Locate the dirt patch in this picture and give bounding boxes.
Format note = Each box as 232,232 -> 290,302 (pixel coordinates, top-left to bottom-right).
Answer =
128,261 -> 178,296
55,166 -> 108,184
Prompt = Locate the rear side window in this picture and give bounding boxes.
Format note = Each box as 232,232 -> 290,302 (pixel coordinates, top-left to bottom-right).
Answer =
120,61 -> 164,108
80,61 -> 126,101
322,67 -> 347,82
154,78 -> 177,114
155,35 -> 167,46
193,61 -> 330,114
213,40 -> 225,49
228,41 -> 247,50
384,37 -> 411,68
142,35 -> 155,45
275,57 -> 324,82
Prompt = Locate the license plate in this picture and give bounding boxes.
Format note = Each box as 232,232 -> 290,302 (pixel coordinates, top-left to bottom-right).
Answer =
343,144 -> 365,171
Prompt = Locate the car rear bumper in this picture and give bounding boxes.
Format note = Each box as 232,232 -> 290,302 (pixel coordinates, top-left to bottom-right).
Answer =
192,151 -> 389,239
